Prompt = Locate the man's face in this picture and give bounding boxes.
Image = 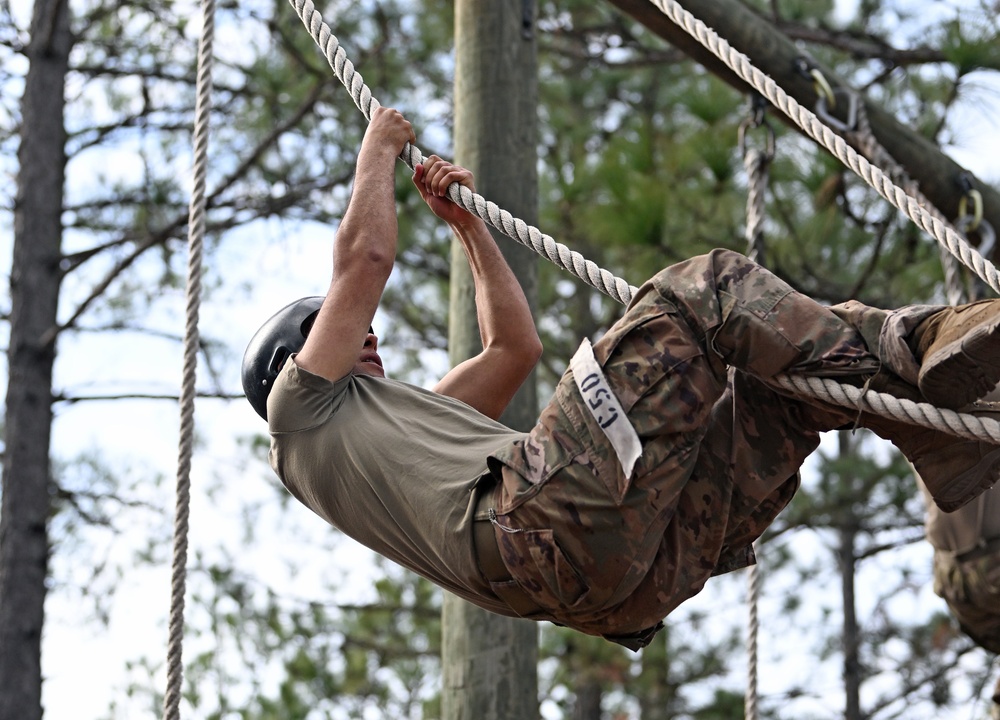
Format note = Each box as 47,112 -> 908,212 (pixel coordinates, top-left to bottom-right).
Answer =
353,327 -> 385,378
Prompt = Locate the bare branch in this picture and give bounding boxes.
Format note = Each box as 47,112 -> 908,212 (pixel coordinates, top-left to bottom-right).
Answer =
52,390 -> 245,404
46,82 -> 333,345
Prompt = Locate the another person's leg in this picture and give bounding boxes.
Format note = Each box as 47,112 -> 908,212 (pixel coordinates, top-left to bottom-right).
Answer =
931,546 -> 1000,654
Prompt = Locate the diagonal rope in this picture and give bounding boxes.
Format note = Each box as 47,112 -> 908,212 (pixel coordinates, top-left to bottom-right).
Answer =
645,0 -> 1000,297
284,0 -> 1000,446
163,0 -> 215,716
845,100 -> 975,307
287,0 -> 636,305
852,104 -> 999,306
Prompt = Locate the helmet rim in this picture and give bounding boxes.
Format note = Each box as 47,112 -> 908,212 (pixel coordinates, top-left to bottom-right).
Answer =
242,296 -> 325,421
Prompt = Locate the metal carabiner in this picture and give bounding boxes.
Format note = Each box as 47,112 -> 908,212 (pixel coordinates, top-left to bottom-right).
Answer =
738,95 -> 775,161
958,189 -> 984,233
815,87 -> 858,133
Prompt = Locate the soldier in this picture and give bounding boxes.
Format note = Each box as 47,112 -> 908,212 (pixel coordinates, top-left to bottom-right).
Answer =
244,107 -> 1000,649
927,486 -> 1000,716
919,380 -> 1000,717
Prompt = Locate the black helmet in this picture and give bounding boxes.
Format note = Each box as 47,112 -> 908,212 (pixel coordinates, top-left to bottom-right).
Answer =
242,296 -> 324,420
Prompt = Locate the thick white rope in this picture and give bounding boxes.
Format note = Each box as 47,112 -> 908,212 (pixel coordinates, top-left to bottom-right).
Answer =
288,0 -> 636,305
770,374 -> 1000,443
163,0 -> 214,716
845,100 -> 977,307
637,0 -> 1000,443
284,0 -> 1000,445
646,0 -> 1000,297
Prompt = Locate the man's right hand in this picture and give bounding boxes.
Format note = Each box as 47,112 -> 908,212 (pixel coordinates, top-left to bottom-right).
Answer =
363,106 -> 416,157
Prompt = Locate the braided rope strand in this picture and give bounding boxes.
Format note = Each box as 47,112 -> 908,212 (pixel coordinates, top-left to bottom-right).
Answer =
743,147 -> 770,264
648,0 -> 1000,297
742,135 -> 768,720
846,103 -> 972,306
771,375 -> 1000,443
288,0 -> 638,305
745,554 -> 761,720
163,1 -> 215,717
740,128 -> 773,720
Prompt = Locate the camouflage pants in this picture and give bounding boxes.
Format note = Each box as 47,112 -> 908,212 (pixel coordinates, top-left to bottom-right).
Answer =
490,248 -> 931,646
933,547 -> 1000,707
933,548 -> 1000,655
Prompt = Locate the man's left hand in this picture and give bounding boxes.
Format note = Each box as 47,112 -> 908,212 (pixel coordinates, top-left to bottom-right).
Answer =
413,155 -> 479,227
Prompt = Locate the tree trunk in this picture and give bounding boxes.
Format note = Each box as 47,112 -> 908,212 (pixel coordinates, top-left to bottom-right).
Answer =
441,1 -> 540,719
0,0 -> 72,718
603,0 -> 1000,252
839,521 -> 863,720
571,680 -> 602,720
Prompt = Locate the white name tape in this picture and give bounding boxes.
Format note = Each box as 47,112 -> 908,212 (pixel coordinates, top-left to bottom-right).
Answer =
569,338 -> 642,478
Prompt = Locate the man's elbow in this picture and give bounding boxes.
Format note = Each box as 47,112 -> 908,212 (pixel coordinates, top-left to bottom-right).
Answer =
482,333 -> 542,378
364,248 -> 396,279
527,334 -> 543,367
336,243 -> 395,283
334,222 -> 397,274
514,334 -> 543,375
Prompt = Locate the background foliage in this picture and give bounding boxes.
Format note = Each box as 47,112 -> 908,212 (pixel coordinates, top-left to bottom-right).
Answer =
2,0 -> 999,717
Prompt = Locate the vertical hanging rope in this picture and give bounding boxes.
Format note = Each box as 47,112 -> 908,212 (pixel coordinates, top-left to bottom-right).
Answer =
740,104 -> 771,720
163,0 -> 215,717
739,101 -> 773,267
745,554 -> 761,720
743,147 -> 769,264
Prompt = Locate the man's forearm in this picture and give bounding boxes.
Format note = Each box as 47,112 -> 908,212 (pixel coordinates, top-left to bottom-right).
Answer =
451,217 -> 538,355
335,143 -> 401,266
295,107 -> 413,384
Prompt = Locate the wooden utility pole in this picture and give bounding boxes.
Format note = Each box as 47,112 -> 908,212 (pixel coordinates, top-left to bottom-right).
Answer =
442,1 -> 540,718
605,0 -> 1000,259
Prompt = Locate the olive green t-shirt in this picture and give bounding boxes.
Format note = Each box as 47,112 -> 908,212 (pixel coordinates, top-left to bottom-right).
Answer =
267,357 -> 526,613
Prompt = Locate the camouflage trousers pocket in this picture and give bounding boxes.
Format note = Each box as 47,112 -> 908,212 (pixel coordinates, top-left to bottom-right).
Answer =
499,527 -> 591,614
491,389 -> 587,509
